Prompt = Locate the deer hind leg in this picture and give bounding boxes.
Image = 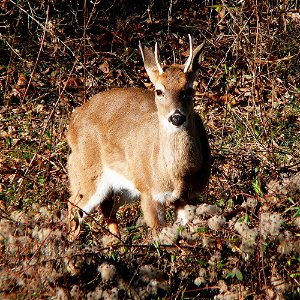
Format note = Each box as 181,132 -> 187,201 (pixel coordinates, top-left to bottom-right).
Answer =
141,193 -> 166,230
67,157 -> 101,241
100,195 -> 121,238
68,196 -> 84,242
67,186 -> 98,242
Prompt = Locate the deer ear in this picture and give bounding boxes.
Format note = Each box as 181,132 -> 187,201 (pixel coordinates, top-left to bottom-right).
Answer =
183,35 -> 205,74
139,41 -> 163,84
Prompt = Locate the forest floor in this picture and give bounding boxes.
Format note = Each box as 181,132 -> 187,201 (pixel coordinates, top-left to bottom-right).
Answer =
0,1 -> 300,299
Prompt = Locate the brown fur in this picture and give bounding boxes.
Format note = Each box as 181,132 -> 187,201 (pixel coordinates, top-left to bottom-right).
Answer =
67,41 -> 211,241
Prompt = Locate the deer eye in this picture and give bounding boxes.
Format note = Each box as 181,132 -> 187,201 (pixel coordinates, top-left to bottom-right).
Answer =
156,89 -> 163,96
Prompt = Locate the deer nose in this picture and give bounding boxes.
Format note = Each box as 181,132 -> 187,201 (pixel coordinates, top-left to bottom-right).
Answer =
168,110 -> 186,126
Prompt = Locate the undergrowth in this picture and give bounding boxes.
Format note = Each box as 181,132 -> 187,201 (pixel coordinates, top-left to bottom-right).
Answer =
0,0 -> 300,299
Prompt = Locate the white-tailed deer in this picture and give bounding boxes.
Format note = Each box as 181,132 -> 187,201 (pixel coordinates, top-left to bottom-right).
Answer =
67,35 -> 211,241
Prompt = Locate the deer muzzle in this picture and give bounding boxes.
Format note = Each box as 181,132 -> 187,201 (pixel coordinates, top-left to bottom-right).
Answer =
168,110 -> 186,127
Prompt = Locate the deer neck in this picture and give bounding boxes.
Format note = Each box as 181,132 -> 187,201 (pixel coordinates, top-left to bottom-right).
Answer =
158,116 -> 201,177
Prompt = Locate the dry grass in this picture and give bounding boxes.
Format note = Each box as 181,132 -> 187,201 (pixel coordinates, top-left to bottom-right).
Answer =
0,0 -> 300,299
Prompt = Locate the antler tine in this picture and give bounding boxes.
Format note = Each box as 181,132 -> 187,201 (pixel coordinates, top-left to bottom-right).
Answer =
139,41 -> 145,61
155,42 -> 164,74
183,34 -> 193,73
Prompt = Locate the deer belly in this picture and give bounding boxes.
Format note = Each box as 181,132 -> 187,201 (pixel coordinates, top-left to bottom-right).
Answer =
82,168 -> 141,214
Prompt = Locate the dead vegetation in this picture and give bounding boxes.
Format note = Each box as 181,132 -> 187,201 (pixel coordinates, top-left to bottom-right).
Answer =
0,0 -> 300,299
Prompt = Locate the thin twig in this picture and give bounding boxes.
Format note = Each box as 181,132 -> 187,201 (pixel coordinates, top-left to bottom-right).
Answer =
22,4 -> 49,103
8,0 -> 75,57
14,0 -> 100,198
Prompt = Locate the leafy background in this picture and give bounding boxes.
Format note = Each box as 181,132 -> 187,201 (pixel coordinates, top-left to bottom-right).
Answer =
0,0 -> 300,299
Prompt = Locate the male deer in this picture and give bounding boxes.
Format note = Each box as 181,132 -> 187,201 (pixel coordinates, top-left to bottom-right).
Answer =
67,35 -> 211,241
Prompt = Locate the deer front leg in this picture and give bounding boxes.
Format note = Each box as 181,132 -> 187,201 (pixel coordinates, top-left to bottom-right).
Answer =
171,180 -> 190,226
173,199 -> 189,225
141,193 -> 166,229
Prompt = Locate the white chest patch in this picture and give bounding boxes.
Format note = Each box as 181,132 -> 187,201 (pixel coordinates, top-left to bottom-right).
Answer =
82,168 -> 141,215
